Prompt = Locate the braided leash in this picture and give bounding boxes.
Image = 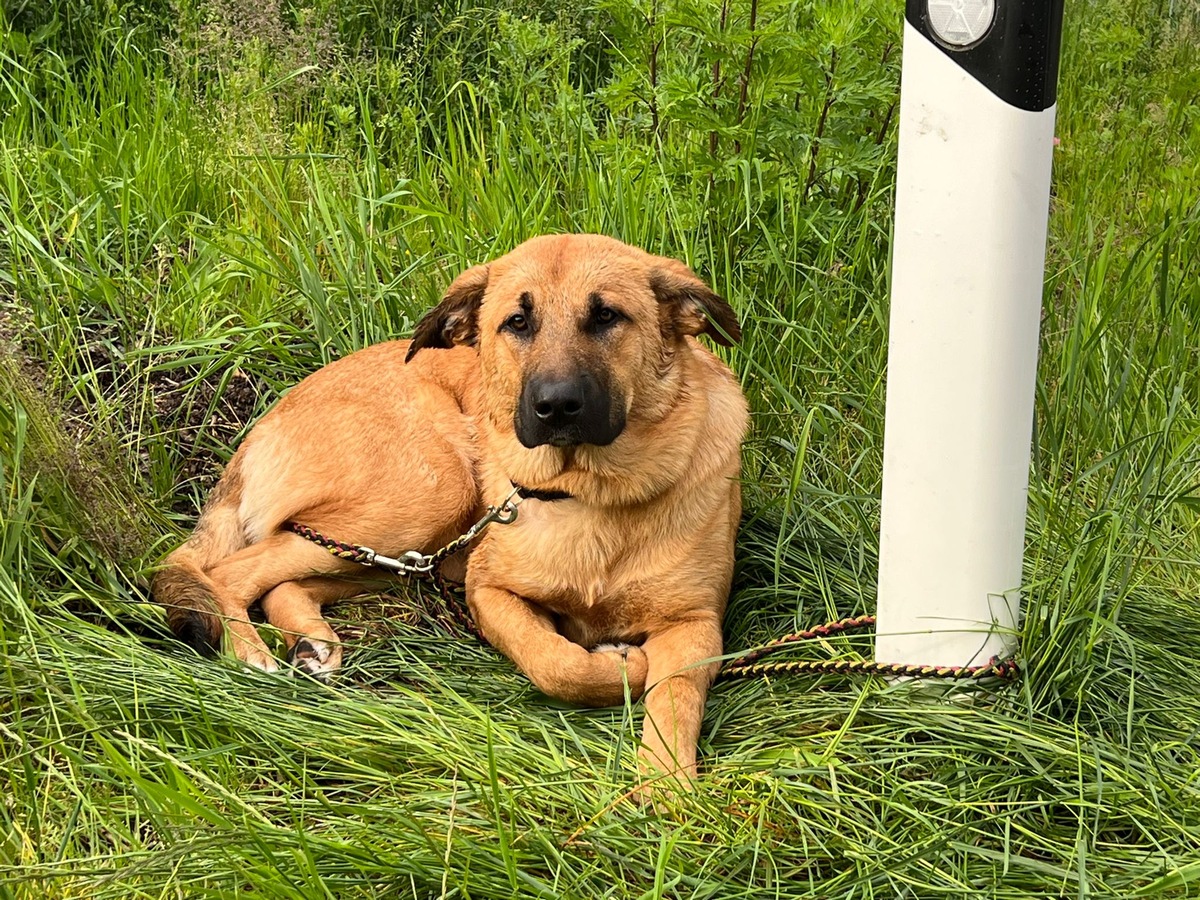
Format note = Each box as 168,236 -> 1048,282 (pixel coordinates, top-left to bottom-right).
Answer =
285,517 -> 484,639
718,614 -> 1019,682
286,522 -> 376,564
286,511 -> 1019,683
283,488 -> 522,640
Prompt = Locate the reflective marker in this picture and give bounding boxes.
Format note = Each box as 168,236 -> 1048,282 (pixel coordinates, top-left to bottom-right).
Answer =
927,0 -> 995,47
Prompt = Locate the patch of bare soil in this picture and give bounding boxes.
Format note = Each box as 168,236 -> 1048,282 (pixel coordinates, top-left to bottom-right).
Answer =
2,306 -> 265,523
147,361 -> 262,512
65,319 -> 265,515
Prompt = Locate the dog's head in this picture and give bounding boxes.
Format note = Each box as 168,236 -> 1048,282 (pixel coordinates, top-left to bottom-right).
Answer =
407,234 -> 739,456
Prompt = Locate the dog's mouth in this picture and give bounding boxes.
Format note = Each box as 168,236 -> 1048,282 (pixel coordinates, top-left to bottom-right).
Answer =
515,422 -> 624,450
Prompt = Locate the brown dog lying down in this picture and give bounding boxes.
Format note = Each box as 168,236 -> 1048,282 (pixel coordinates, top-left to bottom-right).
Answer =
154,234 -> 749,784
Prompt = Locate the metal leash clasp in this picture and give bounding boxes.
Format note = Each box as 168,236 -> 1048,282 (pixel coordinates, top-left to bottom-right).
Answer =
489,486 -> 522,525
403,489 -> 520,573
291,486 -> 524,579
361,548 -> 436,576
457,486 -> 522,544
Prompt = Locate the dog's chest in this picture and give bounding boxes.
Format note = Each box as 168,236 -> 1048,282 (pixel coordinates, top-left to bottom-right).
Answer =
488,499 -> 672,621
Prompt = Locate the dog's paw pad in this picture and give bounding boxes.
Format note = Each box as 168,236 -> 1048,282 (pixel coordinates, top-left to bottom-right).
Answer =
287,638 -> 338,678
591,642 -> 632,657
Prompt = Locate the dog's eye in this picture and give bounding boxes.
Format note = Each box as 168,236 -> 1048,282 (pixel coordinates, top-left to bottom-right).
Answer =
504,314 -> 529,333
584,294 -> 625,335
591,306 -> 625,330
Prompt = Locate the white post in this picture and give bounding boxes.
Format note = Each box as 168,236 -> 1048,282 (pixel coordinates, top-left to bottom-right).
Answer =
875,0 -> 1065,668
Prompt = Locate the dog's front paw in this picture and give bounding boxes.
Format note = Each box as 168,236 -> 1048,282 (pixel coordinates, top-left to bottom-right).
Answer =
631,744 -> 699,810
629,767 -> 697,811
287,637 -> 343,680
590,643 -> 648,697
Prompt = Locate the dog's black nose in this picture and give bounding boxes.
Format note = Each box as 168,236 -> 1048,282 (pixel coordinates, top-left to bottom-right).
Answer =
516,371 -> 624,449
531,379 -> 585,427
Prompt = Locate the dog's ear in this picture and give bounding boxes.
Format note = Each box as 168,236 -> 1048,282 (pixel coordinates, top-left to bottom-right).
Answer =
405,264 -> 490,362
649,258 -> 741,347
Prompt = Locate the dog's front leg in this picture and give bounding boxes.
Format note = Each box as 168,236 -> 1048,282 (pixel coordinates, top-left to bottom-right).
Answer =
468,584 -> 648,705
637,615 -> 723,788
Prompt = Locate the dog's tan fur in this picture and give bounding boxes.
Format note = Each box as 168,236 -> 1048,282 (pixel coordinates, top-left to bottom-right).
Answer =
154,234 -> 749,784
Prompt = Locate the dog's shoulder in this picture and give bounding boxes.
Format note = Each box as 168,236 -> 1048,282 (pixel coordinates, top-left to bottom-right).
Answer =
682,337 -> 749,459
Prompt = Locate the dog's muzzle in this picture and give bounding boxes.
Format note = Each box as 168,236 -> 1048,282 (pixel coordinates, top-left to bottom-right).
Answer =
516,372 -> 625,448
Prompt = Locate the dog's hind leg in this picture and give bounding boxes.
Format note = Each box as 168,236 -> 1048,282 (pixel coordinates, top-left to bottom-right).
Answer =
261,576 -> 364,678
153,457 -> 249,655
203,531 -> 361,671
224,617 -> 280,673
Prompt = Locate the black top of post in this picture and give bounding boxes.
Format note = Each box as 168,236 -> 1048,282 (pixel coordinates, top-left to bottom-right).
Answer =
906,0 -> 1065,112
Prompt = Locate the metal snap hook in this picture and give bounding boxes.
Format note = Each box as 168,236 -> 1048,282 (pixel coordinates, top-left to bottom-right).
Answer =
492,503 -> 519,525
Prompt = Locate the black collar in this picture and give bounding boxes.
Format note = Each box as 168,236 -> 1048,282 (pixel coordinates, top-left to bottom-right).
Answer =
513,483 -> 573,502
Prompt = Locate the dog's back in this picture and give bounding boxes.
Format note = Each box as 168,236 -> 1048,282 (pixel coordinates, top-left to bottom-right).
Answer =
152,341 -> 482,662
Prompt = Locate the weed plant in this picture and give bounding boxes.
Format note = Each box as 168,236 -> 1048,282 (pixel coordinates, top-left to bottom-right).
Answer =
1,0 -> 1199,896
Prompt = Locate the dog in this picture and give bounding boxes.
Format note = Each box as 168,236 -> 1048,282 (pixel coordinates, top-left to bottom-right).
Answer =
153,234 -> 749,785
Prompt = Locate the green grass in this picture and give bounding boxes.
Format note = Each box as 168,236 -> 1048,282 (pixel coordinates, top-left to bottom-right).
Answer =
2,0 -> 1200,896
